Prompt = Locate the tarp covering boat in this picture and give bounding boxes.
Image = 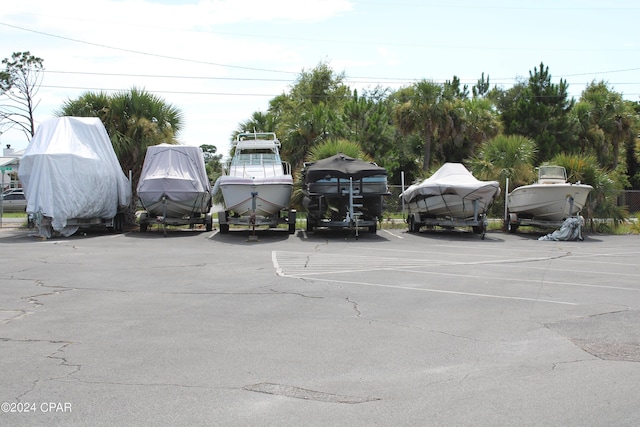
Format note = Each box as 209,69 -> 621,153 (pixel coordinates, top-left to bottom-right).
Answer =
137,144 -> 211,217
18,116 -> 131,234
303,153 -> 387,183
401,163 -> 500,204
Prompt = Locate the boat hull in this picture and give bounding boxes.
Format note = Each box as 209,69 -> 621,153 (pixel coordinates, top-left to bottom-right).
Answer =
406,193 -> 495,220
219,176 -> 293,217
507,183 -> 592,221
139,191 -> 211,218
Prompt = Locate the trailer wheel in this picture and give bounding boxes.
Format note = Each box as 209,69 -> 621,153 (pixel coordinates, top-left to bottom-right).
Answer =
288,223 -> 296,234
508,213 -> 519,233
114,213 -> 125,233
306,218 -> 315,232
408,215 -> 419,233
219,223 -> 230,234
205,214 -> 213,232
368,223 -> 377,234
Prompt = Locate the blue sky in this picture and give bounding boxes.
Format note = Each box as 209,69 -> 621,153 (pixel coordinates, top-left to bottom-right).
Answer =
1,0 -> 639,158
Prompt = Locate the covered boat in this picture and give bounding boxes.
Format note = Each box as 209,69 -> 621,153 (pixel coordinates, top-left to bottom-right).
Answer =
215,132 -> 295,234
136,144 -> 212,232
302,153 -> 389,234
401,163 -> 500,237
18,117 -> 131,237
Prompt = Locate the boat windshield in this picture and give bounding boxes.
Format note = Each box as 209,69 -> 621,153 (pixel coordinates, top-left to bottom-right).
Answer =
538,166 -> 567,182
232,150 -> 280,166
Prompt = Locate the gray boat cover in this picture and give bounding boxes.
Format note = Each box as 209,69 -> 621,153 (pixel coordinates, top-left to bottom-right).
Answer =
18,117 -> 132,235
303,153 -> 387,183
538,217 -> 583,241
137,144 -> 211,206
401,163 -> 500,202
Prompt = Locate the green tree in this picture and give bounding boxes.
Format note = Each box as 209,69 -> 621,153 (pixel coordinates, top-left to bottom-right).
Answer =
306,138 -> 372,162
575,81 -> 638,171
57,87 -> 183,193
0,51 -> 44,139
467,134 -> 538,220
200,144 -> 223,183
392,80 -> 445,171
467,134 -> 537,190
341,87 -> 396,176
498,62 -> 576,163
234,111 -> 278,142
252,62 -> 351,171
548,153 -> 628,228
472,72 -> 491,98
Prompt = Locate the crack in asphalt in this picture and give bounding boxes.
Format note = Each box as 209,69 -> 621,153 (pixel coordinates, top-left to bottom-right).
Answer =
346,296 -> 362,317
0,309 -> 31,325
0,338 -> 80,401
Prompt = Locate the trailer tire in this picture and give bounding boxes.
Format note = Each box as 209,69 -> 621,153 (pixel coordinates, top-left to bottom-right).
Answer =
219,223 -> 229,234
114,213 -> 125,233
369,223 -> 377,234
306,218 -> 315,232
205,214 -> 213,232
288,223 -> 296,234
408,215 -> 419,233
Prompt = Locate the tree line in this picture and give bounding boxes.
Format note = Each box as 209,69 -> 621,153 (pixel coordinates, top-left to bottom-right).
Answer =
2,53 -> 639,221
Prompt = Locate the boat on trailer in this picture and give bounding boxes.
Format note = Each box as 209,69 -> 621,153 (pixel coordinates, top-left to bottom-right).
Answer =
506,165 -> 592,232
401,163 -> 501,239
215,132 -> 295,234
137,144 -> 213,233
302,153 -> 390,236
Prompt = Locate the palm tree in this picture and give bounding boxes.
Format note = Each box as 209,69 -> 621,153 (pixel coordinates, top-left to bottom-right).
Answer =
548,153 -> 628,228
467,134 -> 537,190
392,80 -> 445,171
306,139 -> 372,163
58,87 -> 183,195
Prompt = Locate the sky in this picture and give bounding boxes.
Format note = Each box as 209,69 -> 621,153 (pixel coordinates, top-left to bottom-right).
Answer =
1,0 -> 639,159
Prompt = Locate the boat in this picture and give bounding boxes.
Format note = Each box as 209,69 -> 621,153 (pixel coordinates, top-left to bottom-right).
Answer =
18,117 -> 132,237
400,163 -> 501,237
136,144 -> 213,232
215,132 -> 295,233
302,153 -> 390,234
507,165 -> 593,226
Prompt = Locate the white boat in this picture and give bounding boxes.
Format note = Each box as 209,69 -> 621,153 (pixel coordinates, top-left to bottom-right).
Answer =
507,165 -> 593,222
215,132 -> 294,233
401,163 -> 501,220
136,144 -> 213,231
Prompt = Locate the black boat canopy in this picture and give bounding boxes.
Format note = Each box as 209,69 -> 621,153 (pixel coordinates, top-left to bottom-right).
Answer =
303,153 -> 387,183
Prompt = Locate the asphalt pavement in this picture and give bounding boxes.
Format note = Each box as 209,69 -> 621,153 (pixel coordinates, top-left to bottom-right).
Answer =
1,224 -> 639,426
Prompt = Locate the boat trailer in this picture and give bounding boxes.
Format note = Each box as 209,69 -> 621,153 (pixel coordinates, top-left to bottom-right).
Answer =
406,198 -> 488,240
217,191 -> 296,235
138,196 -> 213,236
305,177 -> 380,238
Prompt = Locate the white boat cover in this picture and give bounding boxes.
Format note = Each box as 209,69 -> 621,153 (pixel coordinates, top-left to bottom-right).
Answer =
137,144 -> 211,210
401,163 -> 500,203
18,117 -> 132,234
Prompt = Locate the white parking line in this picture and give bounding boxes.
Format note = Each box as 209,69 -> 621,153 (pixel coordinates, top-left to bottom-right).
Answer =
288,276 -> 579,306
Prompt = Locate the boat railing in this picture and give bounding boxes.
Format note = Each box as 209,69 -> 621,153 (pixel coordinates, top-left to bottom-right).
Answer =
226,160 -> 289,178
282,161 -> 291,176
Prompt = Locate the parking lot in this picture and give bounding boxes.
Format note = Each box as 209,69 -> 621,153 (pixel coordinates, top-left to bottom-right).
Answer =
1,225 -> 639,426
